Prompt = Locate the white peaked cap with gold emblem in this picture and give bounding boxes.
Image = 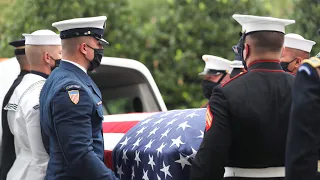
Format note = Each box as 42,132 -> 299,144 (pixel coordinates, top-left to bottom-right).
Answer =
199,55 -> 232,76
232,14 -> 295,34
284,33 -> 316,53
52,16 -> 108,45
23,29 -> 61,45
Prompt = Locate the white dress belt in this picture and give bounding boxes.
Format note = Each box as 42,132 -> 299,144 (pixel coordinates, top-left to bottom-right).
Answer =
224,167 -> 285,178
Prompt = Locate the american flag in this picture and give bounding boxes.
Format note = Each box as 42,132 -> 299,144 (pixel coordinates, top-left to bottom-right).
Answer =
103,113 -> 158,169
112,108 -> 206,180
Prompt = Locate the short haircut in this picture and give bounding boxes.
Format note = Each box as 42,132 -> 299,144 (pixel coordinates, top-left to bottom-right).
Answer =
61,36 -> 90,55
246,31 -> 284,54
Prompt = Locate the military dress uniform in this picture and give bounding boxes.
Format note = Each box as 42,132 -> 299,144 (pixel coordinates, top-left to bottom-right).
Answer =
199,55 -> 232,109
40,17 -> 118,180
4,72 -> 49,180
190,14 -> 295,180
285,56 -> 320,180
0,39 -> 29,179
2,31 -> 61,180
280,33 -> 316,75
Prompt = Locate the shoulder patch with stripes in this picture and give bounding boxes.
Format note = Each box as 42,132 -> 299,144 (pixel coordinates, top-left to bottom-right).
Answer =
4,103 -> 18,111
205,106 -> 213,131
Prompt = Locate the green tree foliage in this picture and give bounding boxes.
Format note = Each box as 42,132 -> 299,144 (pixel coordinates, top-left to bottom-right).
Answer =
126,0 -> 270,109
0,0 -> 129,58
288,0 -> 320,56
4,0 -> 315,110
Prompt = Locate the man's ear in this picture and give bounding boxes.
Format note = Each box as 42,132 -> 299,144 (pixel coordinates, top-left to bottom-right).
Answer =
79,43 -> 88,55
243,43 -> 250,59
295,57 -> 302,67
44,52 -> 51,64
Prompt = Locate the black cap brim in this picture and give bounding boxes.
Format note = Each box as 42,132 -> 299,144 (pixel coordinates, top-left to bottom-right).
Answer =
9,39 -> 25,47
95,37 -> 109,46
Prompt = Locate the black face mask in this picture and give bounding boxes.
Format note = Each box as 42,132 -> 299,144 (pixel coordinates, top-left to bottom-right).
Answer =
280,58 -> 296,72
234,32 -> 248,70
201,80 -> 219,100
87,44 -> 104,72
50,56 -> 61,71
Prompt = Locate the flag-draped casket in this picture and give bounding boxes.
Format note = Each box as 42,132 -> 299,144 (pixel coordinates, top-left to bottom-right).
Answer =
112,108 -> 206,180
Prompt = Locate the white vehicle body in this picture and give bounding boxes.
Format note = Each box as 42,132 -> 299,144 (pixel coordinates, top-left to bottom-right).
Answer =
0,56 -> 166,169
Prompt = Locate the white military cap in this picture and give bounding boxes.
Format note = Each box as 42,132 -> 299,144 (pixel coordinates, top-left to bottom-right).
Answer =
52,16 -> 109,45
232,14 -> 295,34
284,33 -> 316,53
23,30 -> 61,45
199,55 -> 232,76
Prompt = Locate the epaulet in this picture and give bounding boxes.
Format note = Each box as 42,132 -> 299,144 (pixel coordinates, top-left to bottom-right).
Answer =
302,57 -> 320,68
221,71 -> 247,87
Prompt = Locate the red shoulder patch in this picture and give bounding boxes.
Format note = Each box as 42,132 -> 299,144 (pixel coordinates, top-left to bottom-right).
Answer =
221,71 -> 247,88
205,106 -> 213,131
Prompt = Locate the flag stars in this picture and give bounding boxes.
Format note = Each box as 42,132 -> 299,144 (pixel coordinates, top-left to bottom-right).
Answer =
156,142 -> 166,157
160,128 -> 172,140
175,153 -> 191,169
136,126 -> 147,137
131,166 -> 135,180
116,165 -> 124,179
165,118 -> 178,127
119,136 -> 131,149
134,150 -> 141,167
160,161 -> 172,179
132,137 -> 143,150
173,111 -> 184,117
122,149 -> 129,164
148,154 -> 156,171
148,127 -> 160,138
187,147 -> 198,159
177,121 -> 191,131
170,135 -> 185,148
142,169 -> 149,180
144,139 -> 155,152
185,112 -> 200,119
153,118 -> 165,126
160,111 -> 171,117
141,118 -> 153,126
197,130 -> 204,139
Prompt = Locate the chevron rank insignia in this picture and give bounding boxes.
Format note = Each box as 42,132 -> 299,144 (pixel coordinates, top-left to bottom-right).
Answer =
68,90 -> 80,104
205,106 -> 213,131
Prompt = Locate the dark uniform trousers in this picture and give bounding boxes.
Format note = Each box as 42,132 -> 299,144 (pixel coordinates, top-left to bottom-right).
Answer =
190,60 -> 295,180
40,61 -> 118,180
285,58 -> 320,180
0,70 -> 29,179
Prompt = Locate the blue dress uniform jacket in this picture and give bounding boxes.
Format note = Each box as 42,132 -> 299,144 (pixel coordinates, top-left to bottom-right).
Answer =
285,57 -> 320,180
40,61 -> 118,180
191,60 -> 295,180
